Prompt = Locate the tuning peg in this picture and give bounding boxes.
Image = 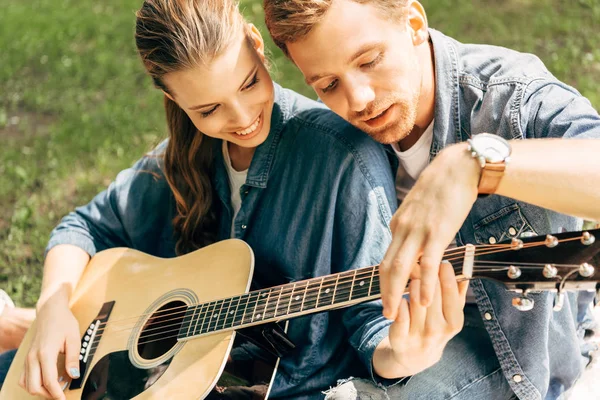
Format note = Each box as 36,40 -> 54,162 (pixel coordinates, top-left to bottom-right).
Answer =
507,265 -> 522,279
553,291 -> 565,312
511,238 -> 523,250
579,263 -> 595,278
581,232 -> 595,246
543,264 -> 558,279
512,295 -> 534,311
545,235 -> 558,248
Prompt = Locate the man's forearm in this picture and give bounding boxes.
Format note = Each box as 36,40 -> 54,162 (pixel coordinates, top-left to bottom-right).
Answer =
496,139 -> 600,221
447,138 -> 600,222
0,307 -> 36,352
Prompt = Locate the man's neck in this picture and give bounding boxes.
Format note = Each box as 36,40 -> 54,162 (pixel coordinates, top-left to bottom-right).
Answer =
398,40 -> 436,152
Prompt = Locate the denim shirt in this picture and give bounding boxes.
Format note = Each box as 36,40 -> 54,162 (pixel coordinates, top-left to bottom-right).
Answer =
427,29 -> 600,399
46,84 -> 397,399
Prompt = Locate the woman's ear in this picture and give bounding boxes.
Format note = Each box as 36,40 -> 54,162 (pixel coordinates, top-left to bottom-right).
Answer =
247,23 -> 266,62
163,91 -> 175,102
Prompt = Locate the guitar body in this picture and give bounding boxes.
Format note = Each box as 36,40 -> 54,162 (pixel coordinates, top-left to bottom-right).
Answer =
0,239 -> 275,400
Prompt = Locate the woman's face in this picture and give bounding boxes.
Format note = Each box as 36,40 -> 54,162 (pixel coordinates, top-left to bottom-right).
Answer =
162,27 -> 274,149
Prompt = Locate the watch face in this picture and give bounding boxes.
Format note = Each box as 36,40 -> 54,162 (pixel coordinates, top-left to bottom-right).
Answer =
470,134 -> 511,163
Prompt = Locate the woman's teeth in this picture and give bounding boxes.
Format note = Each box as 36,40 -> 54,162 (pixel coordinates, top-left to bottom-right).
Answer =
236,116 -> 261,136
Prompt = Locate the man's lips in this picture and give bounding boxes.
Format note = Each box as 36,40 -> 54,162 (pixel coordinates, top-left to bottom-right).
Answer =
363,104 -> 396,129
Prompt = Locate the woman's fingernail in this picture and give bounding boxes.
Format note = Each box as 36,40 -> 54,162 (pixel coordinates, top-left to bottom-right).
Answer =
70,368 -> 80,379
441,260 -> 451,264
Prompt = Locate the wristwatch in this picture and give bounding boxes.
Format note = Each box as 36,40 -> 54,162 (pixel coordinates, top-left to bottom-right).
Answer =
0,289 -> 15,317
467,133 -> 512,194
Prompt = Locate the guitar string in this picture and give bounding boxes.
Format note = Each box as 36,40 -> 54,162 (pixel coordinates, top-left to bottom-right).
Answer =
92,238 -> 589,337
92,236 -> 573,330
86,235 -> 594,348
88,258 -> 591,348
95,259 -> 586,340
93,260 -> 591,349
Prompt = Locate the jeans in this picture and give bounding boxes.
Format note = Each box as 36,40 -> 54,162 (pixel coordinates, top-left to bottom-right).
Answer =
0,349 -> 16,389
324,305 -> 515,400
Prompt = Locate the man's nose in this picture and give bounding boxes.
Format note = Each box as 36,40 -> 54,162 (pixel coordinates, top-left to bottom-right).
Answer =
346,81 -> 376,113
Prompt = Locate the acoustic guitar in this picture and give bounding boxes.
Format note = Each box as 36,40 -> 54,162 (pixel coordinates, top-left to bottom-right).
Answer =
1,228 -> 599,399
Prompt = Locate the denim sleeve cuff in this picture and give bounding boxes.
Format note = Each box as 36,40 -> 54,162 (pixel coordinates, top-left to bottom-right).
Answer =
358,323 -> 407,388
45,231 -> 98,259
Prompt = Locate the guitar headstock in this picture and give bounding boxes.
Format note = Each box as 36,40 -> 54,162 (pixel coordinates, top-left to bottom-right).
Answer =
469,229 -> 600,296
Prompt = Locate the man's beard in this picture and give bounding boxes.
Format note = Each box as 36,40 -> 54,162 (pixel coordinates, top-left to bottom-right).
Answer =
349,91 -> 420,145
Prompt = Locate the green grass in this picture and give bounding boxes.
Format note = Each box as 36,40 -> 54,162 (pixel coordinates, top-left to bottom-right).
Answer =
1,0 -> 599,307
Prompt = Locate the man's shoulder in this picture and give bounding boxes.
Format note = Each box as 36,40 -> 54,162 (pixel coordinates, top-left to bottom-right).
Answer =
437,30 -> 554,87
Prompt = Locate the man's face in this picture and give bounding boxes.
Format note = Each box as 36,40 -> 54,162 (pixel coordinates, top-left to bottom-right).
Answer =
287,0 -> 424,144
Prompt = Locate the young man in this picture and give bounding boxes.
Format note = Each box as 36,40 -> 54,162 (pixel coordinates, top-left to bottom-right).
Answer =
264,0 -> 600,399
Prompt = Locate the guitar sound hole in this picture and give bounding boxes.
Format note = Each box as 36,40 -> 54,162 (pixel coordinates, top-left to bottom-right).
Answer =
138,300 -> 186,360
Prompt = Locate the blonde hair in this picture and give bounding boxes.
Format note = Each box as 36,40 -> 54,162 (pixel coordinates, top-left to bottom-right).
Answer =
135,0 -> 247,254
264,0 -> 409,57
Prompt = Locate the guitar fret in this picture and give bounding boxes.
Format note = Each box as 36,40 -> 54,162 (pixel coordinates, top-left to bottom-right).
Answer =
241,293 -> 252,325
231,295 -> 243,328
368,267 -> 376,296
261,289 -> 271,320
299,281 -> 309,312
215,298 -> 230,331
276,286 -> 293,318
286,283 -> 297,316
199,301 -> 214,335
314,277 -> 325,310
187,304 -> 200,338
178,307 -> 195,339
349,270 -> 357,300
331,273 -> 341,305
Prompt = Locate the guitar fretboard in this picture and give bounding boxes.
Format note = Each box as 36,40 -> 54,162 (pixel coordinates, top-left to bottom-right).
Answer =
177,265 -> 381,340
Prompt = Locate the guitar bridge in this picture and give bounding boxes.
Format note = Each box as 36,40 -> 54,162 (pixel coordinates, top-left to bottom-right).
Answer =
70,301 -> 115,389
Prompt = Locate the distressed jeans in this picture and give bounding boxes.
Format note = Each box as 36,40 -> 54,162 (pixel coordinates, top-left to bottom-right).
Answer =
0,349 -> 16,389
325,305 -> 515,400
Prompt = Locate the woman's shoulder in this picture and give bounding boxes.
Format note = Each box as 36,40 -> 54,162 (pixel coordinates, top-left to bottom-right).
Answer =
277,86 -> 385,157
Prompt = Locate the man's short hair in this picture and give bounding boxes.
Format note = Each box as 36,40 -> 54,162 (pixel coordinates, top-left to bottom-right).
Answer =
264,0 -> 409,58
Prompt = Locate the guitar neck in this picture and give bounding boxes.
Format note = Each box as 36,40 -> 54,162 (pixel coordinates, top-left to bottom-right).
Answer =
178,265 -> 382,340
178,228 -> 600,341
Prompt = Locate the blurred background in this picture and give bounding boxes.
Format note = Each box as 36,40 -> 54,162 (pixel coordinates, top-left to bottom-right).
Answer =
1,0 -> 599,307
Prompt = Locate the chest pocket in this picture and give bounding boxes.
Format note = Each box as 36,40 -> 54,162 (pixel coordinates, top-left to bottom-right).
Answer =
473,203 -> 537,245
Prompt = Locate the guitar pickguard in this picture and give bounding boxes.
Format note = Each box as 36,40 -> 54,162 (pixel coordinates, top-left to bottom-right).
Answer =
81,351 -> 172,399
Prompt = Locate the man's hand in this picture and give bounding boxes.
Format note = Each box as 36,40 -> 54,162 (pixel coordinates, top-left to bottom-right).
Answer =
380,143 -> 479,319
373,262 -> 469,378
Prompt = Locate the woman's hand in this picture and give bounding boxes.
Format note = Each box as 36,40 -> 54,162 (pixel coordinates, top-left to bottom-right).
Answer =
19,293 -> 81,400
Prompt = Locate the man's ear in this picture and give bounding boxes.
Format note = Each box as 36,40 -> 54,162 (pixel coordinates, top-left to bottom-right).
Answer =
247,23 -> 266,62
406,0 -> 429,46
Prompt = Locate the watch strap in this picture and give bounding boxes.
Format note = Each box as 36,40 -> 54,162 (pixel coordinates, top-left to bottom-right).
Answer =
478,163 -> 506,194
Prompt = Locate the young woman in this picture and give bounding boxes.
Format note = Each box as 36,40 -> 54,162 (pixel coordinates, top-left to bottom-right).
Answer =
7,0 -> 397,398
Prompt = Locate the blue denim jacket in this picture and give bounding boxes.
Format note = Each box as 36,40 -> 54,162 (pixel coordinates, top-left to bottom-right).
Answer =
428,29 -> 600,399
46,84 -> 397,399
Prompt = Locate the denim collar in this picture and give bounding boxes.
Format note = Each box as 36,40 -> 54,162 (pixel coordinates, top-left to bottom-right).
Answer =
429,28 -> 462,159
213,82 -> 287,195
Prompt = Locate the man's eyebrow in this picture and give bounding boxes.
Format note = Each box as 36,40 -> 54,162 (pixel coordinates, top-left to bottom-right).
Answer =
189,65 -> 258,111
304,42 -> 383,85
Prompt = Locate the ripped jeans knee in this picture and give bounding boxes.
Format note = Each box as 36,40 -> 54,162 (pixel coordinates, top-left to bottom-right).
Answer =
323,377 -> 391,400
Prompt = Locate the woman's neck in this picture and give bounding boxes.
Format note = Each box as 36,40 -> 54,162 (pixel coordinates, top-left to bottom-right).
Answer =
228,142 -> 255,171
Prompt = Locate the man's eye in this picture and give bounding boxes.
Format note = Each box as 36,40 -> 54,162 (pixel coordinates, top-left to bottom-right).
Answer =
320,79 -> 338,94
361,53 -> 383,69
200,105 -> 218,118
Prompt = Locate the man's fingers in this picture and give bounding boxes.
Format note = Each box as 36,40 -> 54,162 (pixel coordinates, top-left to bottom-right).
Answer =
25,355 -> 53,398
439,261 -> 465,330
418,239 -> 448,306
390,297 -> 410,340
379,236 -> 404,317
408,279 -> 427,334
424,278 -> 443,334
385,238 -> 421,320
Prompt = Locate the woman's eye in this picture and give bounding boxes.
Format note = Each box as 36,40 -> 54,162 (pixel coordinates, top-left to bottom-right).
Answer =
243,72 -> 260,91
200,106 -> 218,118
320,79 -> 338,94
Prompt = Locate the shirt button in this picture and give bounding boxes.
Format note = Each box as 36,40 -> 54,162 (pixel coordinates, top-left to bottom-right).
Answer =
241,225 -> 247,230
512,374 -> 522,383
484,312 -> 493,320
488,237 -> 497,244
508,227 -> 517,236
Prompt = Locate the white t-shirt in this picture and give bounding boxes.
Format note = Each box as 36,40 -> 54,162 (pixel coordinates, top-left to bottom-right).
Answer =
222,141 -> 248,237
391,122 -> 476,302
